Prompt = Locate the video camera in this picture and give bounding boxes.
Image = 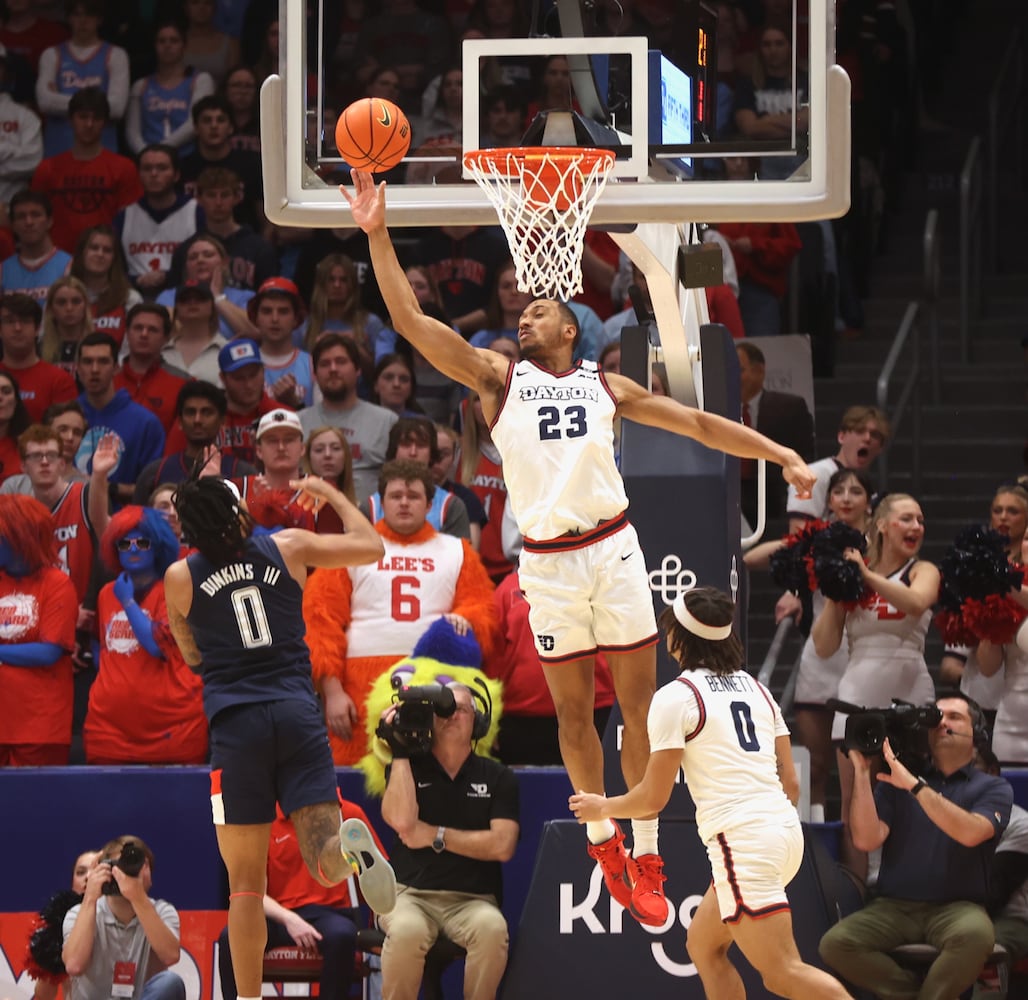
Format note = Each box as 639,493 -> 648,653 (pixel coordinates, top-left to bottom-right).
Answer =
100,842 -> 146,896
828,698 -> 942,768
375,675 -> 457,758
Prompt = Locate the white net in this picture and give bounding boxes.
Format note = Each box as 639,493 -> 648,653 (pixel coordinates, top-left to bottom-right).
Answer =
463,147 -> 616,301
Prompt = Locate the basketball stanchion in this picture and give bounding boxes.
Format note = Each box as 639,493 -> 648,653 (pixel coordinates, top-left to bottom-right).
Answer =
463,147 -> 616,300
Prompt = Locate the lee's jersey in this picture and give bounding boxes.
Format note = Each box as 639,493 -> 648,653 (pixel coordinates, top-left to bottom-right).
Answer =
648,667 -> 795,844
346,531 -> 465,658
490,359 -> 627,539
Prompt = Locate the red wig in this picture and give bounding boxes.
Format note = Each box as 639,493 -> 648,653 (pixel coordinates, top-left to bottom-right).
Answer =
0,495 -> 58,573
100,506 -> 148,573
100,506 -> 181,574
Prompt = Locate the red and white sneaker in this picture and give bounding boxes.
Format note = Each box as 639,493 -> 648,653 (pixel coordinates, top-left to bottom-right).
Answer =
627,853 -> 669,926
586,822 -> 633,910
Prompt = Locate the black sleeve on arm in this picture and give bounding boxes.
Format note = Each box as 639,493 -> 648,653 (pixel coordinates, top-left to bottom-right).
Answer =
987,851 -> 1028,916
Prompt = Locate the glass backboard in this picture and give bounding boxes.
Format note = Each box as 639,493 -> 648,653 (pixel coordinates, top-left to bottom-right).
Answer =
263,0 -> 850,227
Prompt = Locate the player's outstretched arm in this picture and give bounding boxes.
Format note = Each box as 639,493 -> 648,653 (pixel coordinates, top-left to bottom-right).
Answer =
341,171 -> 505,393
282,476 -> 385,569
569,748 -> 681,821
608,374 -> 816,498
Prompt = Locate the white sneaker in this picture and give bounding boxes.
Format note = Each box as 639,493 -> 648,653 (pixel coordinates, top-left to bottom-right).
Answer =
340,818 -> 396,915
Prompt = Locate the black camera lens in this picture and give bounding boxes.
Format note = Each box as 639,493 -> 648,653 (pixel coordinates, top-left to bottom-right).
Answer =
118,843 -> 146,878
100,844 -> 146,895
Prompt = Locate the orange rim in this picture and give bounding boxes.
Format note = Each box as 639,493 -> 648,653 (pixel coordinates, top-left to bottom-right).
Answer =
464,146 -> 616,183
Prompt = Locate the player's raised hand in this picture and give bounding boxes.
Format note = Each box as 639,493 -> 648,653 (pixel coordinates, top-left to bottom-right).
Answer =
781,453 -> 816,499
569,790 -> 608,823
290,475 -> 354,514
340,170 -> 386,232
197,445 -> 222,479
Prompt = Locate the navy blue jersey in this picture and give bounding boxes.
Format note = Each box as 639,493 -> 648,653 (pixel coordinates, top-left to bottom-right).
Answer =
187,532 -> 317,721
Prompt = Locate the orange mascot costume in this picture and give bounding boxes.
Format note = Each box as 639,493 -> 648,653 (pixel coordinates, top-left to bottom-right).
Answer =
304,517 -> 496,764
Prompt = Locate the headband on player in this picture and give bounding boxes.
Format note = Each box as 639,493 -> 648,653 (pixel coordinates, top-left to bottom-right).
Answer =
672,593 -> 733,641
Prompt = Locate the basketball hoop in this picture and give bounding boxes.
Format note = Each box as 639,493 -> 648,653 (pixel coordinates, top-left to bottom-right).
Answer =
463,147 -> 616,301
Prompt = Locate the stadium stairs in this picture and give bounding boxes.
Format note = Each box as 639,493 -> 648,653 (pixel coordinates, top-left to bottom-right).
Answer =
747,0 -> 1028,728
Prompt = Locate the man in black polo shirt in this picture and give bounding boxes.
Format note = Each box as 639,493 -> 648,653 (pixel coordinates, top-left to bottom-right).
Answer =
379,682 -> 519,1000
819,693 -> 1013,998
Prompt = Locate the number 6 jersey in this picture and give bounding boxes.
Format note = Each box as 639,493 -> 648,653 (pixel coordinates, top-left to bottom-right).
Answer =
648,667 -> 796,844
490,359 -> 628,540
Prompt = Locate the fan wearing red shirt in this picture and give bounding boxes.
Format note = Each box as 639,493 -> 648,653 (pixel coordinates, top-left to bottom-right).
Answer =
217,791 -> 385,1000
84,506 -> 206,764
0,293 -> 77,422
0,495 -> 77,765
164,337 -> 276,464
113,303 -> 188,435
30,87 -> 142,255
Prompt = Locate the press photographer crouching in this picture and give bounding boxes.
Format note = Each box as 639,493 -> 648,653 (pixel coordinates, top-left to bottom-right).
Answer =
819,694 -> 1013,999
62,836 -> 184,1000
377,676 -> 520,1000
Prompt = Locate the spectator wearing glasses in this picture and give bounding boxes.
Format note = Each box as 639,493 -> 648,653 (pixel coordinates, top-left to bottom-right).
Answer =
84,506 -> 207,764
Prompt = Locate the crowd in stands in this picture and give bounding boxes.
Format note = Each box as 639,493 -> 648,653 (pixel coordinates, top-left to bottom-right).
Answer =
0,0 -> 1018,775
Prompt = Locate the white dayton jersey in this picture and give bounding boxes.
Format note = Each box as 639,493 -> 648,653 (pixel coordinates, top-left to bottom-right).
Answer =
490,359 -> 628,540
345,531 -> 465,657
648,667 -> 796,845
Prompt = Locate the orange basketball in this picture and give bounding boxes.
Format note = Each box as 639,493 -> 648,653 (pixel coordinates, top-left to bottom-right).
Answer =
335,98 -> 411,173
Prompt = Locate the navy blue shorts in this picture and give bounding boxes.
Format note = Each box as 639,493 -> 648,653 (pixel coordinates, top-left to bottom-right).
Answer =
209,698 -> 338,824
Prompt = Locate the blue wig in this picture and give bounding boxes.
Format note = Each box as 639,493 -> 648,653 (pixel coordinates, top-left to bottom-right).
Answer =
100,505 -> 181,575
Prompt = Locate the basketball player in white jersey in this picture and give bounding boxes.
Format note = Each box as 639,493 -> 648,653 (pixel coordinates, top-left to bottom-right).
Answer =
570,587 -> 853,1000
343,169 -> 817,927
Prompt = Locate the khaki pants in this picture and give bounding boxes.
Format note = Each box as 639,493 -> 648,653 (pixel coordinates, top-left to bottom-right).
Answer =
819,896 -> 994,1000
379,885 -> 508,1000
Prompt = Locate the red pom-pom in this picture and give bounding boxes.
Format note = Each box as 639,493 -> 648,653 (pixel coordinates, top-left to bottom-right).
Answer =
963,594 -> 1028,645
935,608 -> 978,647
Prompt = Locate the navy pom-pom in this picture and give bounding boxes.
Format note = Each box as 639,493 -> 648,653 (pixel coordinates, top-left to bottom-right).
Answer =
411,618 -> 482,668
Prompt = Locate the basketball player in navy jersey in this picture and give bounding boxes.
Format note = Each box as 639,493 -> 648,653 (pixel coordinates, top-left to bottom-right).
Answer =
344,170 -> 817,926
164,474 -> 397,1000
571,587 -> 852,1000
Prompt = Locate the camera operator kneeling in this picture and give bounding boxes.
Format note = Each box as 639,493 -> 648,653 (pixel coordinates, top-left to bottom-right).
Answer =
62,836 -> 184,1000
378,684 -> 520,1000
820,694 -> 1013,1000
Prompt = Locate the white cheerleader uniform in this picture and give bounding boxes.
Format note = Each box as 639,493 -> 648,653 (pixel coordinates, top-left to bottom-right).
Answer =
795,589 -> 849,705
992,643 -> 1028,764
831,559 -> 935,740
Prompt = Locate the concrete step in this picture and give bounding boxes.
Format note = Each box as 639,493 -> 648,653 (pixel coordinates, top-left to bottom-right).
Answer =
887,470 -> 1021,496
871,272 -> 1028,300
883,436 -> 1022,468
811,370 -> 1025,408
829,335 -> 1023,368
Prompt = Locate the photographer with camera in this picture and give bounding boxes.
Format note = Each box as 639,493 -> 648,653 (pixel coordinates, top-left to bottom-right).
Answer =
61,836 -> 184,1000
819,694 -> 1013,1000
378,681 -> 519,1000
